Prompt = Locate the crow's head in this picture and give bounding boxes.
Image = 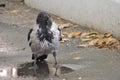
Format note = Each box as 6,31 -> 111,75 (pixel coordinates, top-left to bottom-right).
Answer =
36,12 -> 52,28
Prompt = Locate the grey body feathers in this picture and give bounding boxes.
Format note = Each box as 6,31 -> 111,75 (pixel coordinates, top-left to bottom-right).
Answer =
28,22 -> 61,58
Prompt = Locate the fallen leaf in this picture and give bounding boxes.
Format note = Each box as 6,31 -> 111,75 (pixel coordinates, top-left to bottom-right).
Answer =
80,38 -> 93,42
117,45 -> 120,49
77,43 -> 89,48
72,57 -> 81,60
88,38 -> 99,46
60,38 -> 70,43
56,17 -> 61,20
68,32 -> 82,38
89,31 -> 99,35
96,38 -> 107,47
59,23 -> 74,29
96,34 -> 105,38
10,10 -> 19,14
87,31 -> 99,39
79,31 -> 120,49
80,32 -> 90,38
62,32 -> 68,36
80,32 -> 98,42
106,37 -> 119,45
104,33 -> 112,38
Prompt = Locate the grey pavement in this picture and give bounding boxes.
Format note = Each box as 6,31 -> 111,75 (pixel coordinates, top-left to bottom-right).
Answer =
0,0 -> 120,80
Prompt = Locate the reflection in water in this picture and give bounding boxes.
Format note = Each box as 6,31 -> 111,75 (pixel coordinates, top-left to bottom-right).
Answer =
0,61 -> 74,79
0,67 -> 17,78
18,61 -> 50,78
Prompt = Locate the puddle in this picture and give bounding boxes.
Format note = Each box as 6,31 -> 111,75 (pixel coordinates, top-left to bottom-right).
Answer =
0,61 -> 74,79
18,61 -> 74,77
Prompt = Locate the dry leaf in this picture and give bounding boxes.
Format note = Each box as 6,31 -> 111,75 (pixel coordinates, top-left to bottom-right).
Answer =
104,33 -> 112,38
107,37 -> 118,44
62,32 -> 68,36
72,57 -> 81,60
80,31 -> 98,42
59,23 -> 73,29
117,45 -> 120,49
79,31 -> 119,49
87,31 -> 99,39
62,32 -> 68,37
80,38 -> 93,42
96,38 -> 107,47
77,43 -> 89,48
88,39 -> 99,46
68,32 -> 82,38
96,34 -> 105,38
60,38 -> 70,43
10,10 -> 19,14
89,31 -> 99,35
80,32 -> 90,38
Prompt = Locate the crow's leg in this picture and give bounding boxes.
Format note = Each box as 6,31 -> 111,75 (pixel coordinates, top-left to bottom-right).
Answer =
53,52 -> 57,66
32,54 -> 35,60
33,54 -> 38,75
33,54 -> 37,65
53,52 -> 59,76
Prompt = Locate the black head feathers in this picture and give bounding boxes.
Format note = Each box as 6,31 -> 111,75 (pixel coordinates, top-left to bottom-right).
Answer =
36,12 -> 52,27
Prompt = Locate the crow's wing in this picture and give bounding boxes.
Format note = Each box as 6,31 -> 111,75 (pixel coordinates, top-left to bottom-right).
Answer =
51,22 -> 62,47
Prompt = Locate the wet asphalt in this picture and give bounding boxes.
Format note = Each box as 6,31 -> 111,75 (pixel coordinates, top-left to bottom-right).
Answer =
0,0 -> 120,80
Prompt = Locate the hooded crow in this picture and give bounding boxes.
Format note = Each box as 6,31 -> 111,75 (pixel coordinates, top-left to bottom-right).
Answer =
27,12 -> 62,69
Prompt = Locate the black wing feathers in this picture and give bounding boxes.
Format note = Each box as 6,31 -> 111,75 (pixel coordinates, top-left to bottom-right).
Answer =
27,28 -> 33,41
58,28 -> 62,41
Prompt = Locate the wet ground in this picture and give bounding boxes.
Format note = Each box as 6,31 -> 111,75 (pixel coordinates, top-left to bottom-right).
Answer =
0,0 -> 120,80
